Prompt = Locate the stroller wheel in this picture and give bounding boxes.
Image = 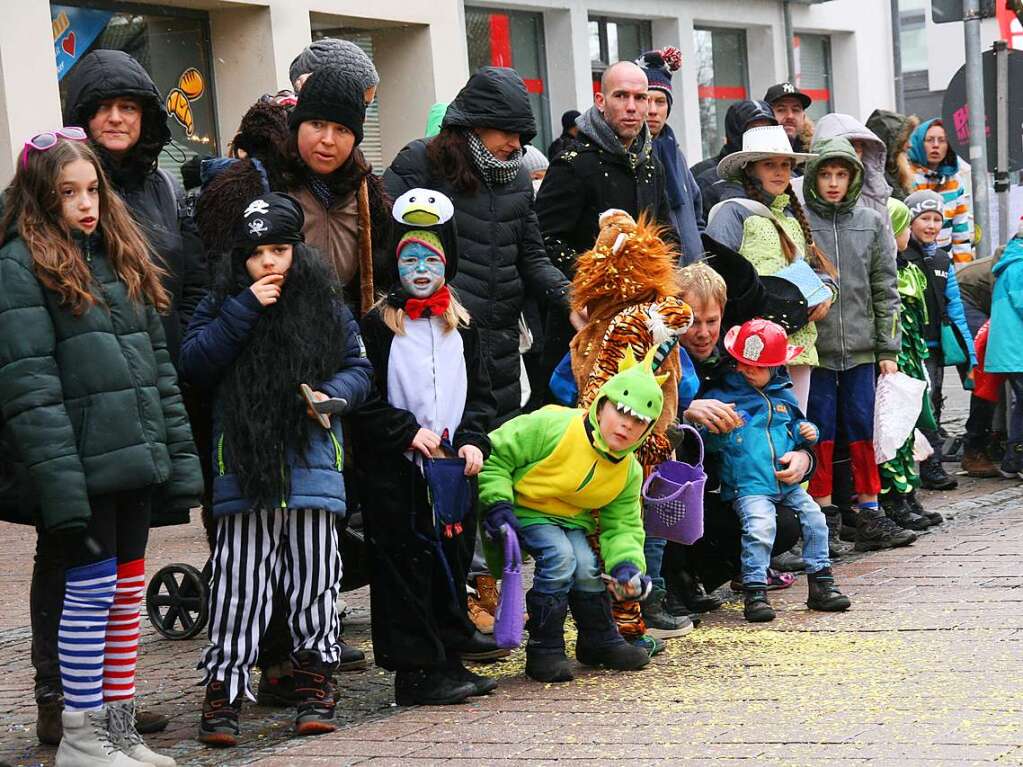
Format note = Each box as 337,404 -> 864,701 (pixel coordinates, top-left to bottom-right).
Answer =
146,563 -> 209,639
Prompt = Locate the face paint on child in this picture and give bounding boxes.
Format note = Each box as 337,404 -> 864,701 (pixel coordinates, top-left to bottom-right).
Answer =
398,241 -> 446,298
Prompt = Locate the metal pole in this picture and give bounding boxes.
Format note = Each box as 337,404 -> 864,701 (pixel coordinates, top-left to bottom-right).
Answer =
891,0 -> 905,112
995,40 -> 1010,248
783,0 -> 797,83
964,0 -> 991,259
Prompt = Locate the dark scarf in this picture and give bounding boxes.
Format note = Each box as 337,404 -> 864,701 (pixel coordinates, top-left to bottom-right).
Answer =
216,244 -> 348,510
653,125 -> 684,211
386,285 -> 451,319
465,130 -> 522,186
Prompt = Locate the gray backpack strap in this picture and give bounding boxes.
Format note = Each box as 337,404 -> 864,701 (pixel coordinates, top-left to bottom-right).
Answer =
707,197 -> 774,226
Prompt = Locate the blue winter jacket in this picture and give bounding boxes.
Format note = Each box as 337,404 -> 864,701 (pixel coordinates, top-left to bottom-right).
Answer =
653,125 -> 705,265
180,289 -> 373,516
985,236 -> 1023,373
700,369 -> 816,502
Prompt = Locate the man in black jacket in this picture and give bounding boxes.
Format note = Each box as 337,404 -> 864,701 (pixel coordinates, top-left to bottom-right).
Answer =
24,50 -> 209,744
534,61 -> 676,400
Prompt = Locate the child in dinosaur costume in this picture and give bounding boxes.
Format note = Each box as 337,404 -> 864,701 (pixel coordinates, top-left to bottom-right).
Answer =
570,209 -> 695,646
479,348 -> 666,683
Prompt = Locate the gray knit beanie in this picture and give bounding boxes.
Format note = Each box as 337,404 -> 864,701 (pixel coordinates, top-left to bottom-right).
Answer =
905,189 -> 944,222
290,38 -> 379,92
521,145 -> 549,175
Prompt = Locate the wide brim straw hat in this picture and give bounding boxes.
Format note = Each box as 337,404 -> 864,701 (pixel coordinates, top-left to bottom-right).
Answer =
717,124 -> 816,182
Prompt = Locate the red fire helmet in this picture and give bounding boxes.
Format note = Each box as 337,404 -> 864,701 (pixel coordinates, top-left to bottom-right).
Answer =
723,318 -> 804,368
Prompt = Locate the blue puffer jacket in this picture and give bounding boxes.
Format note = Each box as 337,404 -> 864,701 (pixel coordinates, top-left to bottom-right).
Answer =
700,369 -> 816,502
180,289 -> 373,516
985,236 -> 1023,373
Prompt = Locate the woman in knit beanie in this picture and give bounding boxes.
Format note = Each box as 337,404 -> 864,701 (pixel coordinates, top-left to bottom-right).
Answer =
289,37 -> 380,103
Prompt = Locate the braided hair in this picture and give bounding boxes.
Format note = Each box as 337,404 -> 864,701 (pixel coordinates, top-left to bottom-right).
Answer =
741,171 -> 838,280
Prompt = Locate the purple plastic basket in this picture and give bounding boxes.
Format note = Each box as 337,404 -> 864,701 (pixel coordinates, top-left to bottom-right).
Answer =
641,424 -> 706,545
493,524 -> 525,649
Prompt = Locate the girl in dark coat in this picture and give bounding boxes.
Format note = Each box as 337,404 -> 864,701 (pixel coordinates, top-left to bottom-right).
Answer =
181,193 -> 372,745
352,189 -> 498,706
384,67 -> 570,424
0,135 -> 201,767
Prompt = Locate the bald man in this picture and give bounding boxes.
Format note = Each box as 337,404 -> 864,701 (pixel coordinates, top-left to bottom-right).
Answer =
532,60 -> 676,406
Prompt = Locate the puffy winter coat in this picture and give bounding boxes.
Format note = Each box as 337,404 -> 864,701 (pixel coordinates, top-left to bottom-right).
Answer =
180,290 -> 373,516
384,68 -> 569,422
984,236 -> 1023,373
803,137 -> 901,370
908,119 -> 974,263
63,50 -> 209,368
0,232 -> 202,530
700,369 -> 816,502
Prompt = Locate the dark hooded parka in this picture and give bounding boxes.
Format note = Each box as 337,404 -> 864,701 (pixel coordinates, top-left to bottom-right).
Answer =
384,67 -> 569,423
63,50 -> 209,368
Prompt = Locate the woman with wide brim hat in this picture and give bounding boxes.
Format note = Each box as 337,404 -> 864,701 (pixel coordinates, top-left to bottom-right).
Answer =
705,124 -> 832,414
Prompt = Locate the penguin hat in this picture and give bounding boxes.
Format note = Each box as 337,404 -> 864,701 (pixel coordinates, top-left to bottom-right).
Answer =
391,188 -> 459,281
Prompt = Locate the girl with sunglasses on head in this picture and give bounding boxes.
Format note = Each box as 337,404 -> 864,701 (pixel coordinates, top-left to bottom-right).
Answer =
0,133 -> 202,767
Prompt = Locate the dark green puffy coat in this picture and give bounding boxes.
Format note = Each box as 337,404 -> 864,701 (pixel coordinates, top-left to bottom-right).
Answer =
0,231 -> 202,531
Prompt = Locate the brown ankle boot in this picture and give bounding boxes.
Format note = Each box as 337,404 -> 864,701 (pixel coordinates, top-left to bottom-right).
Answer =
962,447 -> 1000,478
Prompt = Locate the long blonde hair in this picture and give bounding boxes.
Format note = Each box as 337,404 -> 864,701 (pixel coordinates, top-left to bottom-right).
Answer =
0,139 -> 169,315
377,286 -> 471,336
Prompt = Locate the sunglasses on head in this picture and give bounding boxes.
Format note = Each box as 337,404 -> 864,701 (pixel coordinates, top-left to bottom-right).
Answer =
21,127 -> 89,169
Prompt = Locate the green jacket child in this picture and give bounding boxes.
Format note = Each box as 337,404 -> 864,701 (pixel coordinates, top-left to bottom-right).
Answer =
477,346 -> 665,685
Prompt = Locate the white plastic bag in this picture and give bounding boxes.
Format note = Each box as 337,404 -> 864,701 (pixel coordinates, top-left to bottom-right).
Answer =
873,372 -> 928,463
912,428 -> 934,461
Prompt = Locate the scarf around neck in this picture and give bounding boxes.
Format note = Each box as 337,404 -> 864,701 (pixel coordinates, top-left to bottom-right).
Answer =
576,105 -> 652,169
465,130 -> 522,186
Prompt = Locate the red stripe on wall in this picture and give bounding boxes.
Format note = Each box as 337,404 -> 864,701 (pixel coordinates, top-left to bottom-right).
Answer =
489,14 -> 512,67
697,85 -> 748,100
523,78 -> 544,94
801,88 -> 831,103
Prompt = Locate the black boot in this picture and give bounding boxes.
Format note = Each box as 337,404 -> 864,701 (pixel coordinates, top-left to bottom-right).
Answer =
666,570 -> 722,614
821,505 -> 854,558
640,587 -> 694,639
524,590 -> 574,683
443,654 -> 498,696
569,590 -> 650,671
881,493 -> 931,531
197,680 -> 241,747
919,454 -> 958,490
292,650 -> 336,735
35,685 -> 63,746
906,489 -> 942,525
743,584 -> 776,622
854,506 -> 917,551
770,545 -> 807,572
806,568 -> 852,611
451,629 -> 511,662
394,669 -> 475,706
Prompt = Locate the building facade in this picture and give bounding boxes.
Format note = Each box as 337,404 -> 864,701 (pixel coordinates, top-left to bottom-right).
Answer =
1,0 -> 899,183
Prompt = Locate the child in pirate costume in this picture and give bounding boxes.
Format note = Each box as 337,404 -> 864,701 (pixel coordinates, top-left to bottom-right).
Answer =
479,349 -> 664,683
351,189 -> 499,706
570,209 -> 695,645
180,193 -> 373,745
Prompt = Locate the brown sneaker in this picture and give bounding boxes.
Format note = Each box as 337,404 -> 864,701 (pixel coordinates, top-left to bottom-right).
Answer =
475,575 -> 500,613
962,447 -> 1000,478
467,593 -> 495,634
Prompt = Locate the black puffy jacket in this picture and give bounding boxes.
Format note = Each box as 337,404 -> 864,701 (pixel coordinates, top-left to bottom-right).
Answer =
693,100 -> 778,209
383,68 -> 569,423
63,50 -> 208,368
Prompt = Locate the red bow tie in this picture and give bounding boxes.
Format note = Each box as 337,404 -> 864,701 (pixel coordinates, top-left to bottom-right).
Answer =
404,285 -> 451,320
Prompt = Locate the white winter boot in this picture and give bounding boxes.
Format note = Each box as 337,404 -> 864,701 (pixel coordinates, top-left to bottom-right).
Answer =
55,708 -> 152,767
107,700 -> 177,767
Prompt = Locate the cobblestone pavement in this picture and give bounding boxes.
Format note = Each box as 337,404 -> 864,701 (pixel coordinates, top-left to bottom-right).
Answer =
3,384 -> 1023,766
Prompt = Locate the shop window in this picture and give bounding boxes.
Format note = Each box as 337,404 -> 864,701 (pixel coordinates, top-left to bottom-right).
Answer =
465,6 -> 552,153
311,29 -> 384,173
589,16 -> 652,92
694,27 -> 749,160
794,34 -> 833,122
899,0 -> 929,74
50,3 -> 218,186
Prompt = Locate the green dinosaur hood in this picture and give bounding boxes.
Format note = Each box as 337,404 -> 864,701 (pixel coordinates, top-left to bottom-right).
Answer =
805,136 -> 864,216
586,346 -> 667,460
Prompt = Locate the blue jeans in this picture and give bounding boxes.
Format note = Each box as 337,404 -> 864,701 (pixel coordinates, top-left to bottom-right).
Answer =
643,536 -> 667,589
517,523 -> 604,596
734,485 -> 830,585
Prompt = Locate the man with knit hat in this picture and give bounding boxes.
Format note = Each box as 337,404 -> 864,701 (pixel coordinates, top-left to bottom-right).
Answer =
637,46 -> 704,265
548,109 -> 581,160
290,37 -> 379,104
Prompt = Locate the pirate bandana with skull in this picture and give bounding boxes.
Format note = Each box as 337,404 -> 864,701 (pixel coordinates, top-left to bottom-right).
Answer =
235,192 -> 306,252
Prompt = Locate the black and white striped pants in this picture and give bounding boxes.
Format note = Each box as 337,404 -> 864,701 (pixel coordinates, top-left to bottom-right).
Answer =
198,508 -> 341,702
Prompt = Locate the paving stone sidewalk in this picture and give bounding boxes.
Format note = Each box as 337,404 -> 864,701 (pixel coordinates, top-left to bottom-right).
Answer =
3,384 -> 1023,766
